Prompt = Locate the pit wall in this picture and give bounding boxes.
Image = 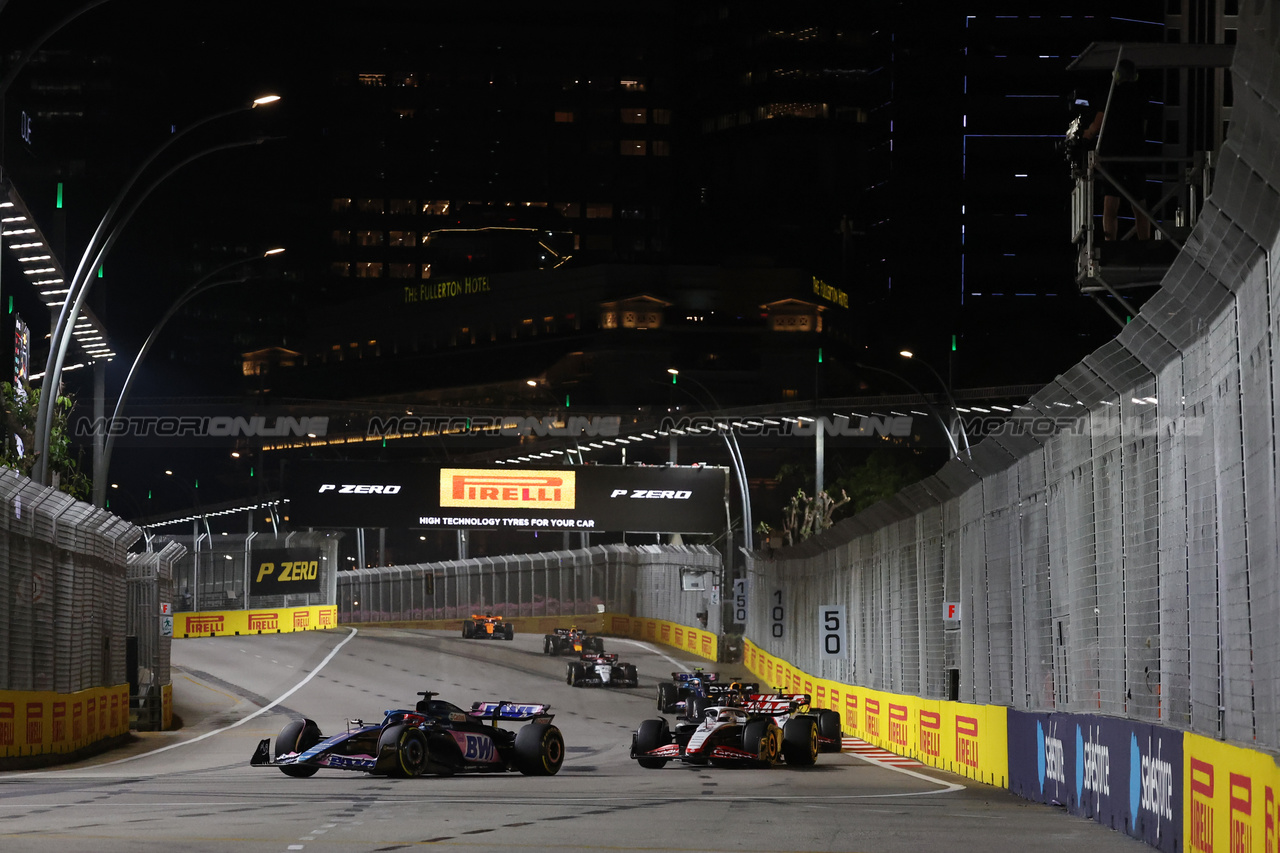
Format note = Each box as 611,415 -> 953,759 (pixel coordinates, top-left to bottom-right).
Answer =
747,639 -> 1280,853
0,684 -> 131,761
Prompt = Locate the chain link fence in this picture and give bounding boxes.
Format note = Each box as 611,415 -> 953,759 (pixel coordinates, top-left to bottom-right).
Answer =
159,530 -> 341,613
747,52 -> 1280,749
0,471 -> 140,694
125,540 -> 183,729
338,544 -> 723,629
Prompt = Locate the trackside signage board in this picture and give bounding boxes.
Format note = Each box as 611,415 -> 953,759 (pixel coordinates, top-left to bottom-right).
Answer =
284,462 -> 729,533
249,548 -> 322,595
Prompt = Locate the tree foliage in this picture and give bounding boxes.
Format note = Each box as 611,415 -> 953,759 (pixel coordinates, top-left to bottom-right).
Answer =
0,381 -> 91,499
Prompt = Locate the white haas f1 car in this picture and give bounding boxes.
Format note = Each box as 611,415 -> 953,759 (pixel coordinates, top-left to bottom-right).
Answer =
566,652 -> 639,688
630,692 -> 842,769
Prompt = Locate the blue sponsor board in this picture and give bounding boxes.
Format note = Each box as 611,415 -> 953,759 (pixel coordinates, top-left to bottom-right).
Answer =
1008,711 -> 1181,852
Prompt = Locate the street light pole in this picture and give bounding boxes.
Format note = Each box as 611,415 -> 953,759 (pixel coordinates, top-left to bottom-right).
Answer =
92,249 -> 285,507
855,362 -> 961,459
899,350 -> 972,458
33,96 -> 280,483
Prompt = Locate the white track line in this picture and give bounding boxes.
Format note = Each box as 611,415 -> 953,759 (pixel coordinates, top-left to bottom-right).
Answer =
10,627 -> 359,773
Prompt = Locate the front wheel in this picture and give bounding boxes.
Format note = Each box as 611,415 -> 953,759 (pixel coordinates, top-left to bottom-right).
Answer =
782,717 -> 818,766
462,621 -> 474,639
275,718 -> 322,778
656,681 -> 678,712
504,624 -> 514,640
633,718 -> 670,769
514,723 -> 564,775
566,663 -> 580,686
743,718 -> 780,765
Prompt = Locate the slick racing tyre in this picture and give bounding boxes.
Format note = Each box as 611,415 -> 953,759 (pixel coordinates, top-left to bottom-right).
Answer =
633,718 -> 671,769
685,695 -> 713,723
782,717 -> 819,766
462,621 -> 475,639
591,637 -> 605,653
567,663 -> 582,686
504,623 -> 514,640
816,709 -> 842,751
378,724 -> 429,778
275,718 -> 322,778
656,681 -> 679,712
743,718 -> 781,765
514,723 -> 564,775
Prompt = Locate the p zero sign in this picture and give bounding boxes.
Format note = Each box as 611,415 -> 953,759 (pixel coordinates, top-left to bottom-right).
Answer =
250,548 -> 322,595
285,462 -> 727,534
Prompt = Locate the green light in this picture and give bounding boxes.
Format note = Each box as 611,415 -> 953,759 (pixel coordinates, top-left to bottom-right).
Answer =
7,296 -> 11,315
105,499 -> 110,509
671,373 -> 677,385
56,182 -> 63,209
97,266 -> 104,278
249,467 -> 254,478
951,334 -> 957,352
818,347 -> 823,364
147,490 -> 152,500
382,438 -> 386,448
194,479 -> 199,489
565,394 -> 570,407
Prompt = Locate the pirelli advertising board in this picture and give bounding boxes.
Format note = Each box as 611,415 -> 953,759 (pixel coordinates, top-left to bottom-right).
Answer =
285,462 -> 728,533
249,548 -> 322,595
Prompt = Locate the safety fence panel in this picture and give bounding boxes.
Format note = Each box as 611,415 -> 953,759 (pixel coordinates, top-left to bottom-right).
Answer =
338,545 -> 720,626
0,472 -> 140,695
162,531 -> 340,613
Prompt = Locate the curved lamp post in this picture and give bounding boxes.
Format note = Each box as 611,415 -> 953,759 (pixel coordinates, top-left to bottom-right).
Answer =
90,248 -> 285,507
899,350 -> 972,458
33,95 -> 280,483
855,362 -> 961,459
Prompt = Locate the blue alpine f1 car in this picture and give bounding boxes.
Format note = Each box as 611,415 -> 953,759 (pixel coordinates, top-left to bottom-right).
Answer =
251,690 -> 564,778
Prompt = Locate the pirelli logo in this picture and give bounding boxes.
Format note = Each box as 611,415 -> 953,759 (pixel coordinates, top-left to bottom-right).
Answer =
248,612 -> 280,632
440,468 -> 576,509
186,614 -> 224,634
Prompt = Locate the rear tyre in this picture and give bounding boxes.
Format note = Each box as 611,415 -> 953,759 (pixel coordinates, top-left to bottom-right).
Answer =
504,623 -> 514,640
462,621 -> 474,639
378,724 -> 429,778
567,663 -> 581,686
623,664 -> 639,684
633,718 -> 670,769
656,681 -> 678,712
275,718 -> 322,778
782,717 -> 819,766
514,723 -> 564,775
591,637 -> 605,653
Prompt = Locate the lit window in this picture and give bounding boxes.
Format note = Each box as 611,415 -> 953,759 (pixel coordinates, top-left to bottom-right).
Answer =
621,108 -> 648,124
388,231 -> 416,246
389,199 -> 415,214
388,263 -> 415,278
331,198 -> 352,212
554,111 -> 575,123
585,203 -> 613,219
356,230 -> 384,246
329,262 -> 351,277
355,262 -> 383,278
331,230 -> 351,245
422,201 -> 450,215
620,79 -> 647,91
358,73 -> 387,87
621,140 -> 647,156
421,263 -> 432,279
554,202 -> 580,218
396,107 -> 416,119
357,198 -> 385,214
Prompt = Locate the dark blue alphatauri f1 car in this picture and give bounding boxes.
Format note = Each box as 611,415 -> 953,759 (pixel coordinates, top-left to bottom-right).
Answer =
250,691 -> 564,778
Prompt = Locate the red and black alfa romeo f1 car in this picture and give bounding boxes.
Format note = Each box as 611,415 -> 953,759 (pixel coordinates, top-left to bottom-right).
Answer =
251,690 -> 563,778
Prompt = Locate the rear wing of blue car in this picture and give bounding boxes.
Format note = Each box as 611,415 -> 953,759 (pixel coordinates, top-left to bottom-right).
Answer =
671,671 -> 719,683
470,701 -> 554,723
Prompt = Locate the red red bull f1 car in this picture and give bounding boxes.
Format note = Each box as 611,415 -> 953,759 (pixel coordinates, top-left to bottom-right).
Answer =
251,690 -> 563,778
